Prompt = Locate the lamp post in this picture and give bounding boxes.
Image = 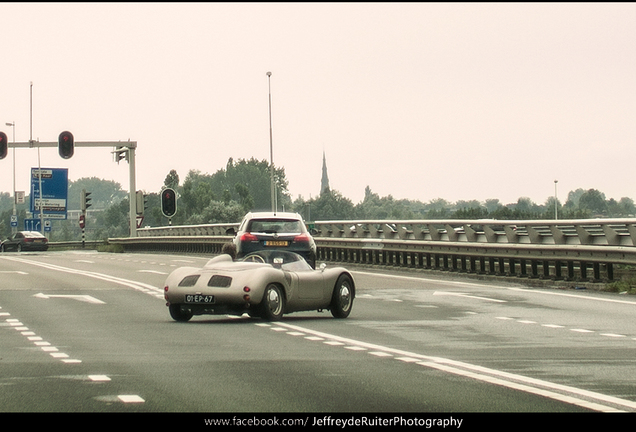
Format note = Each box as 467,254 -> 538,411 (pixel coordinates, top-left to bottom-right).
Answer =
29,82 -> 44,233
5,121 -> 16,232
267,71 -> 277,213
554,180 -> 558,220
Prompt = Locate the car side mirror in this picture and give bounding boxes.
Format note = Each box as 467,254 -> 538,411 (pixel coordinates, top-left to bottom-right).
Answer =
226,228 -> 236,236
320,263 -> 327,272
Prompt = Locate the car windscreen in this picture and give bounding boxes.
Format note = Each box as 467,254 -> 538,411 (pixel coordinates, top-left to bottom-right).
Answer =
23,232 -> 45,238
247,219 -> 303,234
281,259 -> 312,272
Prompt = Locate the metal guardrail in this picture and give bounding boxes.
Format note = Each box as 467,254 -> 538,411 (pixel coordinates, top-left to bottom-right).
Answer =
48,240 -> 107,250
106,219 -> 636,282
310,218 -> 636,246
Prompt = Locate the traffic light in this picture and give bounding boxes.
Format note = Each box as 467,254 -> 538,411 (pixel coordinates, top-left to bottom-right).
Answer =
113,147 -> 128,163
58,131 -> 74,159
0,132 -> 7,159
136,190 -> 148,216
81,189 -> 92,212
161,188 -> 177,218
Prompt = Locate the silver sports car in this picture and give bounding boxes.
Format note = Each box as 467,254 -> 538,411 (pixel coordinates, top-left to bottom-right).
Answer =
163,250 -> 355,321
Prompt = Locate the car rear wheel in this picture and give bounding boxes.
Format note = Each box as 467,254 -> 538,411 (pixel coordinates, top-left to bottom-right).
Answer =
330,274 -> 354,318
261,284 -> 284,321
169,304 -> 193,322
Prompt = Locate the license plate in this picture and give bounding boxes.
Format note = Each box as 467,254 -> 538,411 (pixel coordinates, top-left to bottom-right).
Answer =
265,241 -> 288,246
185,294 -> 215,304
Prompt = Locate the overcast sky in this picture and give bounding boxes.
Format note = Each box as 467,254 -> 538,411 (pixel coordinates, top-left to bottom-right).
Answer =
1,2 -> 635,207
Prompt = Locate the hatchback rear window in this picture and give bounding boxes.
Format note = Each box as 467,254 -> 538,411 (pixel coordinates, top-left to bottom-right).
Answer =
248,219 -> 302,234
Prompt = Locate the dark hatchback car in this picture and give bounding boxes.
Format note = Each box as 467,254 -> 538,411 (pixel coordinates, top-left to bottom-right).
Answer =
232,212 -> 317,268
1,231 -> 49,252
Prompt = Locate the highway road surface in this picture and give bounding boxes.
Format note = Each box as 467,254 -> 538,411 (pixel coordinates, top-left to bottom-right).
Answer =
1,250 -> 635,425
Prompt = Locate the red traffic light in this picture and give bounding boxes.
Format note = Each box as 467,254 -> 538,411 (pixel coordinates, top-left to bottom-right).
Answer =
161,188 -> 177,217
58,131 -> 74,159
0,132 -> 7,159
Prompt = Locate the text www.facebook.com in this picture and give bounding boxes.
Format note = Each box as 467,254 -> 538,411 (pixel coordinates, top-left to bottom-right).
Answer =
204,415 -> 463,428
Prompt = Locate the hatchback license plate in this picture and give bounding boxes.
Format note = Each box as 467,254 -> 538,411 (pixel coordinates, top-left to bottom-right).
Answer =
185,294 -> 215,304
265,241 -> 288,246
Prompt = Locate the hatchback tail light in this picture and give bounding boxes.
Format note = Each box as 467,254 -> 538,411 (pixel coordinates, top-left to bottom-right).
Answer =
240,233 -> 259,242
293,233 -> 311,243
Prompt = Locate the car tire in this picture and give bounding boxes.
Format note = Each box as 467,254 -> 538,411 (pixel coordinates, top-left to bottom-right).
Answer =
169,304 -> 193,322
260,284 -> 285,321
330,274 -> 354,318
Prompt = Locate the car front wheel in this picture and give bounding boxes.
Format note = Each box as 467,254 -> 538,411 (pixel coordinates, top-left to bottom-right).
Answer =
261,284 -> 285,321
331,274 -> 354,318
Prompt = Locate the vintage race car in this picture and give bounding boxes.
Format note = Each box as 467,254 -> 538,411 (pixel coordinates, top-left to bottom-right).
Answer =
163,250 -> 355,322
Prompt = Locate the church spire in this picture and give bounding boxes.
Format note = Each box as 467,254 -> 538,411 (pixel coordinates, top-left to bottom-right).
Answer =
320,151 -> 330,195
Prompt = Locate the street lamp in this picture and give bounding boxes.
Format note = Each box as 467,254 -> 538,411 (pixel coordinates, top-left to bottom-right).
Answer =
5,122 -> 16,232
554,180 -> 558,220
267,71 -> 277,213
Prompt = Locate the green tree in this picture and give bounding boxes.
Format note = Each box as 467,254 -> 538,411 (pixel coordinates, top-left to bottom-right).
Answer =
164,169 -> 179,190
68,177 -> 126,210
296,188 -> 354,221
578,189 -> 607,216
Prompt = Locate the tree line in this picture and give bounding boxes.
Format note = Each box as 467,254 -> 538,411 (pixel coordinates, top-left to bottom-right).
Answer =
1,157 -> 634,241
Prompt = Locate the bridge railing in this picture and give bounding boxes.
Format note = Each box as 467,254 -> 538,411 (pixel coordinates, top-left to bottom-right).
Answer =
108,218 -> 636,282
309,218 -> 636,246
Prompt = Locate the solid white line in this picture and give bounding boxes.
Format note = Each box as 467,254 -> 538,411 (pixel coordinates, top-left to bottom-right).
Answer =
419,361 -> 620,412
270,321 -> 636,412
1,256 -> 164,296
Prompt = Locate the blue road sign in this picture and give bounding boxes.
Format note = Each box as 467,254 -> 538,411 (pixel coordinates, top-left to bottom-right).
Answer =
24,218 -> 41,232
30,168 -> 68,220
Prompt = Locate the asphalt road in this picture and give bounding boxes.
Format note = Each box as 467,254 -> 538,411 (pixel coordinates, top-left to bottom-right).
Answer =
1,250 -> 635,423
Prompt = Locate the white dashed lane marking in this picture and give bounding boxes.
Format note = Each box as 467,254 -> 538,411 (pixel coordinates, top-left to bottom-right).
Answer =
1,306 -> 144,404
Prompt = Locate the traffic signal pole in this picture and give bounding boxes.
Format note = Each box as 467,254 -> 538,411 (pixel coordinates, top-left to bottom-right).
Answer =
4,140 -> 138,237
127,142 -> 137,237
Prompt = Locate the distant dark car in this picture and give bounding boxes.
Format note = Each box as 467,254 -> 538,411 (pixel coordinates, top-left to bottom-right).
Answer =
232,212 -> 317,268
1,231 -> 49,252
